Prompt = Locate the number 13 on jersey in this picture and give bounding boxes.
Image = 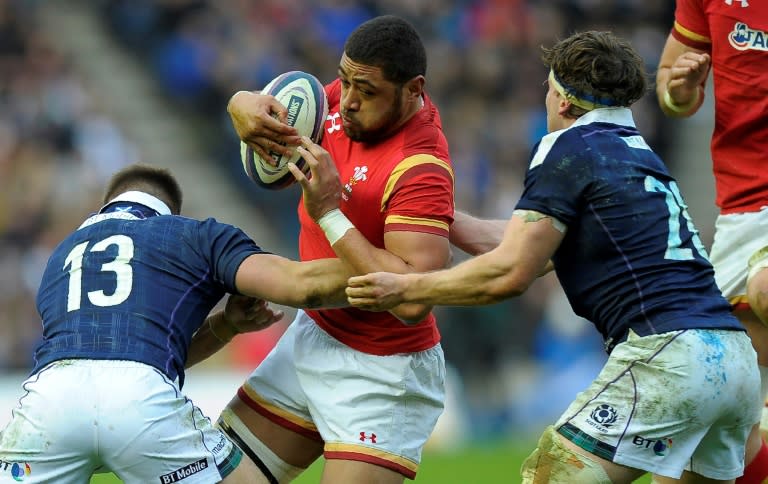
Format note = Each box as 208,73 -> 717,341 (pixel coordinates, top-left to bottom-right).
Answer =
63,235 -> 135,312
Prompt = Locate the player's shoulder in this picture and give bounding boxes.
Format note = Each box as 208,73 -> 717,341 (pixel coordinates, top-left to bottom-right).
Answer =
399,101 -> 450,159
162,216 -> 254,259
529,127 -> 589,171
136,214 -> 234,245
410,93 -> 444,133
195,216 -> 251,240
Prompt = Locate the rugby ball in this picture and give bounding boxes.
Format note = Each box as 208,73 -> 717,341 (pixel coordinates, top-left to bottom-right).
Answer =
241,71 -> 329,190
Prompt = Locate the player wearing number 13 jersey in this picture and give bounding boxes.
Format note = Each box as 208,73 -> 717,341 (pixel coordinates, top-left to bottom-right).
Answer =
0,164 -> 349,484
32,196 -> 267,387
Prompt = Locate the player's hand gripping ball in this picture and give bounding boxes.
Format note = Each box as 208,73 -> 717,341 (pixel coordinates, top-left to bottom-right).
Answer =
241,71 -> 329,189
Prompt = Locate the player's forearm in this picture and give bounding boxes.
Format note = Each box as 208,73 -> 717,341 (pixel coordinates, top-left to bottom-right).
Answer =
656,67 -> 704,118
236,254 -> 349,309
449,210 -> 507,255
261,258 -> 349,309
186,311 -> 230,368
404,251 -> 531,306
316,207 -> 450,278
315,210 -> 448,322
330,229 -> 414,274
331,230 -> 436,322
290,258 -> 351,308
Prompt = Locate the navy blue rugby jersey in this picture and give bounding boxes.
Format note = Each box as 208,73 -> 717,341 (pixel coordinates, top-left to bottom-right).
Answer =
515,108 -> 742,351
33,193 -> 266,385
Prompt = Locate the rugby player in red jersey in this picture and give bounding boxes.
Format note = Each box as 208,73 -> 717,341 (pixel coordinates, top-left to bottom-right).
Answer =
657,2 -> 768,481
221,15 -> 454,484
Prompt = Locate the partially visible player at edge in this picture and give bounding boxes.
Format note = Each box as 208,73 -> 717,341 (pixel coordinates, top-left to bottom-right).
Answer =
0,163 -> 351,484
345,30 -> 762,483
656,1 -> 768,482
222,14 -> 453,484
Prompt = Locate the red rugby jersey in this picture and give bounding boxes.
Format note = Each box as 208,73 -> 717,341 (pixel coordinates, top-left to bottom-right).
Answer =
672,0 -> 768,214
298,79 -> 455,355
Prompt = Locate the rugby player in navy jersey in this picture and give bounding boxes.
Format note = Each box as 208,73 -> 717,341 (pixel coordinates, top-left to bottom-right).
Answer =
0,163 -> 350,484
345,31 -> 762,483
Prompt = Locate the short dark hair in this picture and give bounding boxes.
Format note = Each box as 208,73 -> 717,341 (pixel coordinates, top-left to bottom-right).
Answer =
542,31 -> 648,116
103,163 -> 183,214
344,15 -> 427,85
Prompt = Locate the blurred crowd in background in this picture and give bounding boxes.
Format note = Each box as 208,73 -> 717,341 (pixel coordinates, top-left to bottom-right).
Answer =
1,0 -> 680,440
0,0 -> 140,368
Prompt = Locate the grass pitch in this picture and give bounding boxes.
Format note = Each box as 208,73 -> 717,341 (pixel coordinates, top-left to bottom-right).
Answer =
89,437 -> 654,483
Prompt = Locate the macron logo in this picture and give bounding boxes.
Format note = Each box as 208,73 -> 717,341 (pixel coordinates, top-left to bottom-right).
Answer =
159,458 -> 208,483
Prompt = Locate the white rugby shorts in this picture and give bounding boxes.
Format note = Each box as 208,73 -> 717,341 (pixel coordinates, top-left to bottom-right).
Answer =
709,208 -> 768,304
237,310 -> 446,479
0,359 -> 241,484
554,329 -> 761,480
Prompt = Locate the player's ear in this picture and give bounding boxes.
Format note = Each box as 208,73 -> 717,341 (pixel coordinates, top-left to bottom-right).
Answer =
404,75 -> 425,101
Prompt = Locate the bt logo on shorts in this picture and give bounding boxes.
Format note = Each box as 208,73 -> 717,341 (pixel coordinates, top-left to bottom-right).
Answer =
633,436 -> 673,456
159,458 -> 208,483
0,461 -> 31,481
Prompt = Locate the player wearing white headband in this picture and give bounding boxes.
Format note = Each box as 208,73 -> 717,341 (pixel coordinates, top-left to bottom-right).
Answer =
346,31 -> 762,483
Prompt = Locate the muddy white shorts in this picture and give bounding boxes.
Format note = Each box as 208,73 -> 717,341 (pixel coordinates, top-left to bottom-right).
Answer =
710,208 -> 768,304
237,310 -> 445,479
554,329 -> 761,480
0,359 -> 242,484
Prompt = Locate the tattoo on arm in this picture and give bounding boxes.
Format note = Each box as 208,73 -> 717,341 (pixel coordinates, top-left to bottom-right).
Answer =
513,209 -> 566,233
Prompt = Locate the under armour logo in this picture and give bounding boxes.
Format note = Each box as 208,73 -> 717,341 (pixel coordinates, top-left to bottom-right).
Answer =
725,0 -> 749,7
327,112 -> 341,133
359,432 -> 377,443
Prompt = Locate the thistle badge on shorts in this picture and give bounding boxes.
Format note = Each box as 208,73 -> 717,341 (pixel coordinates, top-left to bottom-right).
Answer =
589,404 -> 618,428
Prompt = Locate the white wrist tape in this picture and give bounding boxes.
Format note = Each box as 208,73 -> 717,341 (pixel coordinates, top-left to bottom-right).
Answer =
317,209 -> 354,246
663,88 -> 700,114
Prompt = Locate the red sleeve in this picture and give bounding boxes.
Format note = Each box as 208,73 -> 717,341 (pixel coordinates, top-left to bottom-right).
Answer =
672,0 -> 712,51
382,155 -> 454,237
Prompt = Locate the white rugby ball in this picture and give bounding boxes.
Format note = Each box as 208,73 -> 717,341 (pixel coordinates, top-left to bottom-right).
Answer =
241,71 -> 329,190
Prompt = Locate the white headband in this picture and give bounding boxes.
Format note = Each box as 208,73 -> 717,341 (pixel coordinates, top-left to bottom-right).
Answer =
102,190 -> 172,215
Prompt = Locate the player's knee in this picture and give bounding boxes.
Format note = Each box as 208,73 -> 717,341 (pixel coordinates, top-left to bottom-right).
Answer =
217,407 -> 304,483
748,247 -> 768,322
520,426 -> 612,484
